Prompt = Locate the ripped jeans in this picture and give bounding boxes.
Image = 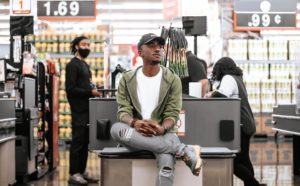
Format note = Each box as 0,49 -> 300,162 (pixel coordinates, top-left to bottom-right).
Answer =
110,122 -> 184,186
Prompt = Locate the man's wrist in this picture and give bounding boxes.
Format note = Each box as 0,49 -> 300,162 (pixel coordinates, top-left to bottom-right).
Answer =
162,125 -> 168,135
130,118 -> 138,128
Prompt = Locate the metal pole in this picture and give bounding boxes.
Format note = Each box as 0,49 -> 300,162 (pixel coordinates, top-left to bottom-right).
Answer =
194,35 -> 197,56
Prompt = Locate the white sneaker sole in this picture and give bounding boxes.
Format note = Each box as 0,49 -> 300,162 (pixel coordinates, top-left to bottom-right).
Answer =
191,145 -> 202,176
68,178 -> 88,185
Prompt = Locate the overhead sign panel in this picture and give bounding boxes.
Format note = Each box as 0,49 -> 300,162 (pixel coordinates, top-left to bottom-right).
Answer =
233,0 -> 297,31
37,0 -> 96,20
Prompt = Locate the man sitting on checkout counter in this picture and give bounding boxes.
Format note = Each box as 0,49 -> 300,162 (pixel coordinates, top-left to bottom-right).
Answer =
205,57 -> 267,186
110,33 -> 203,186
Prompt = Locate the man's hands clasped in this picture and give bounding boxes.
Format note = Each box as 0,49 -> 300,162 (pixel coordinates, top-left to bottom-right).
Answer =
133,120 -> 165,137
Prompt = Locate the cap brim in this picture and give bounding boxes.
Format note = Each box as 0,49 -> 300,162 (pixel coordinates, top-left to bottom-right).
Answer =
144,36 -> 165,45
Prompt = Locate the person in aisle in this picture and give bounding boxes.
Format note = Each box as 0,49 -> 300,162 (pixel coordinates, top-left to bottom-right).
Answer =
205,57 -> 267,186
110,33 -> 203,186
65,36 -> 101,185
181,39 -> 208,97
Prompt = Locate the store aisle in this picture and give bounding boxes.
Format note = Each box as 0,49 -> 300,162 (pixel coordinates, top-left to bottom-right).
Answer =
27,150 -> 100,186
26,139 -> 300,186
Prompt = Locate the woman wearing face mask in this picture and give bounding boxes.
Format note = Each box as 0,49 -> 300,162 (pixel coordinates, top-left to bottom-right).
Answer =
206,57 -> 266,186
65,36 -> 101,185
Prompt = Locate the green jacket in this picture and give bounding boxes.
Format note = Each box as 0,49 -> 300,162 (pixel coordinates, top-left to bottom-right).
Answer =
117,65 -> 182,125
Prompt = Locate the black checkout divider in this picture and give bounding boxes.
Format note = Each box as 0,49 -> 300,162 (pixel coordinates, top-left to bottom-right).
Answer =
273,104 -> 300,175
89,97 -> 241,152
89,97 -> 240,186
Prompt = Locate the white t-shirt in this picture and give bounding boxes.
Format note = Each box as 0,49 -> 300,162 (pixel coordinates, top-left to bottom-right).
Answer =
136,68 -> 162,119
216,75 -> 239,98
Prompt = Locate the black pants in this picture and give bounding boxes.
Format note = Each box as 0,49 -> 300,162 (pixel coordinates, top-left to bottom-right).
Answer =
234,130 -> 260,186
69,112 -> 89,175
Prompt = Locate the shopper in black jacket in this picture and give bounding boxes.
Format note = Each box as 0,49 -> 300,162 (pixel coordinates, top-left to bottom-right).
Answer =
181,40 -> 208,97
65,36 -> 101,185
206,57 -> 266,186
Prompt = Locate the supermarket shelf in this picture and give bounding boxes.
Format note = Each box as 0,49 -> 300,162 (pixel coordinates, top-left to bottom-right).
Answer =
59,138 -> 72,141
50,53 -> 104,58
60,67 -> 104,71
34,40 -> 105,43
31,40 -> 57,43
37,153 -> 46,162
59,125 -> 71,128
59,112 -> 71,115
59,99 -> 68,103
235,60 -> 300,64
59,138 -> 72,146
91,67 -> 105,70
59,40 -> 105,43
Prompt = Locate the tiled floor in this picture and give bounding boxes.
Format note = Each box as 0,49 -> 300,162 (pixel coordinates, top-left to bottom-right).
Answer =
25,138 -> 300,186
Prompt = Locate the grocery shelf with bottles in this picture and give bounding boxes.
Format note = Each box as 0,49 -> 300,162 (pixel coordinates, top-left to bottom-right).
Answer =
35,28 -> 109,142
226,38 -> 300,136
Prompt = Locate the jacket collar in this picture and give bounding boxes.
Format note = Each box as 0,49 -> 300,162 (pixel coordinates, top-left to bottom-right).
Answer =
124,65 -> 174,115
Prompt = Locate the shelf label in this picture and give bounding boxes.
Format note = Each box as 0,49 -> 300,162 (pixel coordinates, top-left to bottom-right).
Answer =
234,0 -> 297,31
37,0 -> 96,20
175,110 -> 186,136
10,0 -> 33,15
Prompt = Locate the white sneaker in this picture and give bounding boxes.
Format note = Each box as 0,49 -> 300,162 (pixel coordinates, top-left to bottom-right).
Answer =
68,173 -> 88,185
182,145 -> 202,176
82,171 -> 99,183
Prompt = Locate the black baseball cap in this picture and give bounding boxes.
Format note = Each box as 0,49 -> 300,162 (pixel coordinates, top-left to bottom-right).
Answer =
137,33 -> 165,50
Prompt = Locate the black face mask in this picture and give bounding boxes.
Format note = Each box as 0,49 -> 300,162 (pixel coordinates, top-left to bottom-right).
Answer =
78,48 -> 90,58
151,61 -> 161,65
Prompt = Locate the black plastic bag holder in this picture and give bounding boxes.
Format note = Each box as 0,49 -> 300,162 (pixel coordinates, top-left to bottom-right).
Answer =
220,120 -> 234,141
97,119 -> 111,140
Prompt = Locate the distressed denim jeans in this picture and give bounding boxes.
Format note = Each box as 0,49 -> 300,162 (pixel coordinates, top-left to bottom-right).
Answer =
110,122 -> 185,186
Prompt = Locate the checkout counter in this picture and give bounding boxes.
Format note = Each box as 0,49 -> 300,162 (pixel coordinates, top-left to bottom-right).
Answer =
89,97 -> 241,186
0,98 -> 16,185
272,104 -> 300,175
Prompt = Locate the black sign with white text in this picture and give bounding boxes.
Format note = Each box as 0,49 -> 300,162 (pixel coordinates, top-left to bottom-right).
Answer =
234,0 -> 297,31
37,0 -> 95,20
236,13 -> 296,28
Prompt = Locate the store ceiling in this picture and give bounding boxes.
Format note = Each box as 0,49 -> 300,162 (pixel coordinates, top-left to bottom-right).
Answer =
2,0 -> 300,44
99,0 -> 161,2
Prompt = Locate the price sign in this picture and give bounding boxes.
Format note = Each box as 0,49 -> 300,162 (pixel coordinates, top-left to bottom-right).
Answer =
234,13 -> 296,30
233,0 -> 297,31
11,0 -> 32,15
37,0 -> 96,20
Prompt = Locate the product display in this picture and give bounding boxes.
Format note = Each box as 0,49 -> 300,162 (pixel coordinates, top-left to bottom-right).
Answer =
227,39 -> 300,61
227,39 -> 248,60
248,40 -> 268,60
229,39 -> 300,135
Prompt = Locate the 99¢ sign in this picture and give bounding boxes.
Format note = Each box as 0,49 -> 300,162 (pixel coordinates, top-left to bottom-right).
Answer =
234,13 -> 296,31
233,0 -> 297,31
37,0 -> 96,20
